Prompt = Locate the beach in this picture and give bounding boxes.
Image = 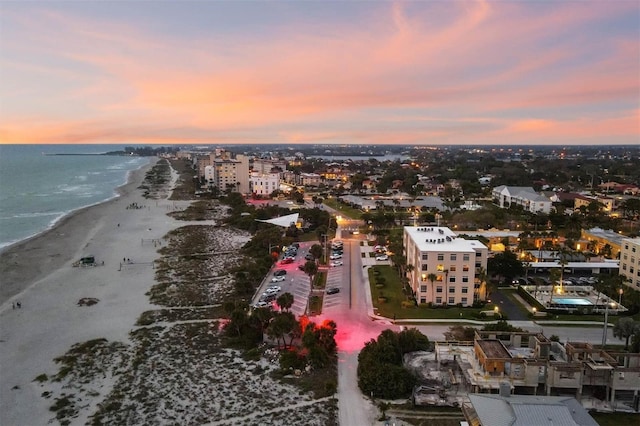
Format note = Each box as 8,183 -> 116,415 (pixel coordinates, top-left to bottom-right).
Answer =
0,158 -> 339,426
0,158 -> 184,424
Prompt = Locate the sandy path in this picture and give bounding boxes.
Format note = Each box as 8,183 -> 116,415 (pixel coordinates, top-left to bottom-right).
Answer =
0,159 -> 190,426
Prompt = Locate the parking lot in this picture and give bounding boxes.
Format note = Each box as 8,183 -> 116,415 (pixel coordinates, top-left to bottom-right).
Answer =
251,241 -> 326,316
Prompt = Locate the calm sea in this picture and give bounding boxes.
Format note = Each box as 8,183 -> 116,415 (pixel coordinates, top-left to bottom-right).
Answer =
0,144 -> 150,251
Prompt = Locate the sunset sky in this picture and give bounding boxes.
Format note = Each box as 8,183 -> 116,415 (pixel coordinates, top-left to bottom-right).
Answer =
1,0 -> 638,145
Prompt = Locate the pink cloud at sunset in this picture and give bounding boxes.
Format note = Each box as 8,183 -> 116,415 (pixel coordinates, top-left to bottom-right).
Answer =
0,0 -> 638,145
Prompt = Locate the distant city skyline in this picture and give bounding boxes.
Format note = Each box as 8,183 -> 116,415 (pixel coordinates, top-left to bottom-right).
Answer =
1,0 -> 638,145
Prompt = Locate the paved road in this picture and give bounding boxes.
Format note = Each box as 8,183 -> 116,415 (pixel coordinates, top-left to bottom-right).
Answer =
489,288 -> 527,320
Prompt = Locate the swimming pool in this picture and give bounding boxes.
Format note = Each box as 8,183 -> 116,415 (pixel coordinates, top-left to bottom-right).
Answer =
552,298 -> 593,306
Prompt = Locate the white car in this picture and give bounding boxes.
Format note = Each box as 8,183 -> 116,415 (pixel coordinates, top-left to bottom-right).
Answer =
329,253 -> 342,260
271,276 -> 286,283
253,301 -> 269,309
331,260 -> 343,267
265,287 -> 281,295
375,254 -> 389,261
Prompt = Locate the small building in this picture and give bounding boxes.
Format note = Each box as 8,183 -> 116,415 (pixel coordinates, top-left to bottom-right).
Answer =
463,393 -> 599,426
492,185 -> 552,214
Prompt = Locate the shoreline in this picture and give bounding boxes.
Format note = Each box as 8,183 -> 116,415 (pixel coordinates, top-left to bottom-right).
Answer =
0,156 -> 188,425
0,159 -> 153,305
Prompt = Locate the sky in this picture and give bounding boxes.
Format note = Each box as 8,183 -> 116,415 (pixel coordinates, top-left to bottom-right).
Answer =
0,0 -> 639,146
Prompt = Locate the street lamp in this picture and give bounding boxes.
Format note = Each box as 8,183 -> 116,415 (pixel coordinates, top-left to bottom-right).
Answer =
532,307 -> 537,316
494,306 -> 500,319
601,302 -> 617,347
618,288 -> 623,305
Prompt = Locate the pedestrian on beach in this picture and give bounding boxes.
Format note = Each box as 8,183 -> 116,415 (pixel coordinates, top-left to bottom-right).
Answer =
123,257 -> 126,263
16,301 -> 21,309
12,302 -> 15,310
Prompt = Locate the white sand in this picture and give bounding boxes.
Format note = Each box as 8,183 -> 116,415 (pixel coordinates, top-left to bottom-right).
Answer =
0,159 -> 189,425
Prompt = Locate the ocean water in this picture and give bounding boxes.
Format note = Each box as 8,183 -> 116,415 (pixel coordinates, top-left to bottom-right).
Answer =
0,144 -> 150,251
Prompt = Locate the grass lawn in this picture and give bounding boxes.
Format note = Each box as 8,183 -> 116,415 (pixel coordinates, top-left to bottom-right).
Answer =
589,411 -> 640,426
368,266 -> 488,320
322,199 -> 363,219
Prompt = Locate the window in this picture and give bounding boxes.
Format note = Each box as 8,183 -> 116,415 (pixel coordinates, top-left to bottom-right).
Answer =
436,286 -> 443,293
436,275 -> 443,281
437,264 -> 445,272
422,253 -> 429,260
463,254 -> 470,261
631,267 -> 635,274
462,287 -> 469,294
463,265 -> 469,272
420,285 -> 427,293
436,297 -> 442,304
450,254 -> 457,261
623,264 -> 627,271
461,297 -> 468,305
476,251 -> 481,257
420,298 -> 426,304
421,264 -> 428,271
449,275 -> 456,283
624,254 -> 628,260
462,276 -> 469,283
437,254 -> 444,261
448,297 -> 455,305
449,286 -> 455,293
475,262 -> 481,268
450,266 -> 457,272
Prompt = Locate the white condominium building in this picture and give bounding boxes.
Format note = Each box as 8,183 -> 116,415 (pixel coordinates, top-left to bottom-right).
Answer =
403,226 -> 488,306
620,237 -> 640,289
250,172 -> 280,196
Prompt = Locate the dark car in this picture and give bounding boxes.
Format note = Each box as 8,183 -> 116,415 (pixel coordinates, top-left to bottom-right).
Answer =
326,287 -> 340,295
280,257 -> 294,265
273,269 -> 287,276
305,253 -> 314,260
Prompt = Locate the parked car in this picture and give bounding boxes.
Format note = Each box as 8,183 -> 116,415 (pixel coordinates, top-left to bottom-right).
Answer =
273,269 -> 287,276
271,276 -> 286,283
329,253 -> 342,260
375,254 -> 389,261
298,264 -> 306,271
253,301 -> 270,309
326,287 -> 340,295
261,293 -> 277,302
305,253 -> 314,260
330,260 -> 343,267
267,285 -> 281,292
280,257 -> 294,265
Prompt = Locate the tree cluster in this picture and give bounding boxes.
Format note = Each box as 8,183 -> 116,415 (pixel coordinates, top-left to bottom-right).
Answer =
357,329 -> 430,399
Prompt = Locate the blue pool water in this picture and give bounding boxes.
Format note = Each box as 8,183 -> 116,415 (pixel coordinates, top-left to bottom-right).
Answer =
553,298 -> 592,306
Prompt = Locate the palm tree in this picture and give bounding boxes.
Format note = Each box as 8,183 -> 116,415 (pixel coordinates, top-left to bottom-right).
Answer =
303,261 -> 318,314
613,318 -> 640,350
443,269 -> 449,306
405,264 -> 415,286
475,267 -> 487,302
276,292 -> 294,312
427,273 -> 438,305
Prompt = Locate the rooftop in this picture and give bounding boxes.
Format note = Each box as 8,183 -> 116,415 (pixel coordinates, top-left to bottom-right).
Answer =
477,340 -> 512,359
405,226 -> 487,253
467,394 -> 599,426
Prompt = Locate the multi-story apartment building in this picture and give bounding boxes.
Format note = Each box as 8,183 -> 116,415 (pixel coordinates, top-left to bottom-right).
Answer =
403,226 -> 488,306
249,172 -> 280,196
300,172 -> 322,187
252,158 -> 287,175
204,154 -> 250,194
492,185 -> 552,214
620,237 -> 640,289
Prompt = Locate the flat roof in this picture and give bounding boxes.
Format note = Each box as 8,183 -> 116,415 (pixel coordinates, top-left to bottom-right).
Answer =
477,340 -> 512,359
405,226 -> 487,252
528,261 -> 619,269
